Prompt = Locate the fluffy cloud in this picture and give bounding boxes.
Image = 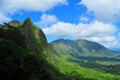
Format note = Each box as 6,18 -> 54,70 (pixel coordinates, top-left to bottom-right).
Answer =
79,16 -> 90,23
80,0 -> 120,23
43,20 -> 119,49
0,0 -> 67,12
43,20 -> 116,37
87,36 -> 120,49
0,0 -> 67,23
36,14 -> 58,28
0,12 -> 11,24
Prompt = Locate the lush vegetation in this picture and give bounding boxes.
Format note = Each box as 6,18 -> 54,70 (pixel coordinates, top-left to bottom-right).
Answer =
68,57 -> 120,75
0,18 -> 64,80
1,18 -> 120,80
52,54 -> 120,80
51,39 -> 120,80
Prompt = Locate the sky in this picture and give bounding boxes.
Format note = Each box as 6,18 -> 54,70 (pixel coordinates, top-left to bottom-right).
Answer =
0,0 -> 120,50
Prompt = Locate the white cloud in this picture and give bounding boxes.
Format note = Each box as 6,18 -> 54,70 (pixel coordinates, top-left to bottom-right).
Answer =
0,0 -> 67,12
43,20 -> 120,49
79,16 -> 89,23
87,36 -> 120,49
36,14 -> 58,28
43,20 -> 116,37
80,0 -> 120,23
0,12 -> 11,24
0,0 -> 67,23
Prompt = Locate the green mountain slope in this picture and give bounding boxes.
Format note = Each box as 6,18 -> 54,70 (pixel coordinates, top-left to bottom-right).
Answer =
50,39 -> 117,57
0,18 -> 64,80
50,39 -> 120,80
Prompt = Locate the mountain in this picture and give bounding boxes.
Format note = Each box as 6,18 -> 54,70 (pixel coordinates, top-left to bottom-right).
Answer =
50,39 -> 120,80
0,18 -> 64,80
49,39 -> 120,80
0,18 -> 120,80
50,39 -> 116,57
20,17 -> 48,53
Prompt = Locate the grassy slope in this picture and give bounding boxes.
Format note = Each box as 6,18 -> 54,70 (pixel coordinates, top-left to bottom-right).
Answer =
52,54 -> 120,80
96,61 -> 120,65
50,39 -> 120,79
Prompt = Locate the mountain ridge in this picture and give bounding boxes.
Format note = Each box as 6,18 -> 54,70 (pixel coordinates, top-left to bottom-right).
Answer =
0,18 -> 65,80
50,39 -> 117,57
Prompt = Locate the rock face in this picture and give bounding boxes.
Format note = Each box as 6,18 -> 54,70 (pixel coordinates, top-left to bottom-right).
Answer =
20,17 -> 47,53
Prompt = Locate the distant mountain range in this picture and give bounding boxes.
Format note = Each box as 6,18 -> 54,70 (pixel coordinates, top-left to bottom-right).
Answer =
50,39 -> 118,57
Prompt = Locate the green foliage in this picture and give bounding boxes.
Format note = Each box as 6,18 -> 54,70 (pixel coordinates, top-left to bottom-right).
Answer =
0,34 -> 64,80
51,39 -> 120,80
0,18 -> 65,80
76,39 -> 106,51
68,57 -> 120,75
0,38 -> 29,80
52,54 -> 120,80
96,61 -> 120,65
19,17 -> 48,54
1,18 -> 120,80
8,20 -> 21,27
0,24 -> 27,48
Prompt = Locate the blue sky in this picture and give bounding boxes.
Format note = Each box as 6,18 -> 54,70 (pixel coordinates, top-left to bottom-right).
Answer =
0,0 -> 120,50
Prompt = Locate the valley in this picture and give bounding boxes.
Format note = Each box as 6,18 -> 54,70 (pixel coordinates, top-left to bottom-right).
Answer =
51,39 -> 120,80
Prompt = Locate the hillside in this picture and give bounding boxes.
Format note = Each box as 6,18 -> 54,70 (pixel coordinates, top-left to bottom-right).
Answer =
0,18 -> 64,80
50,39 -> 120,80
50,39 -> 116,57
